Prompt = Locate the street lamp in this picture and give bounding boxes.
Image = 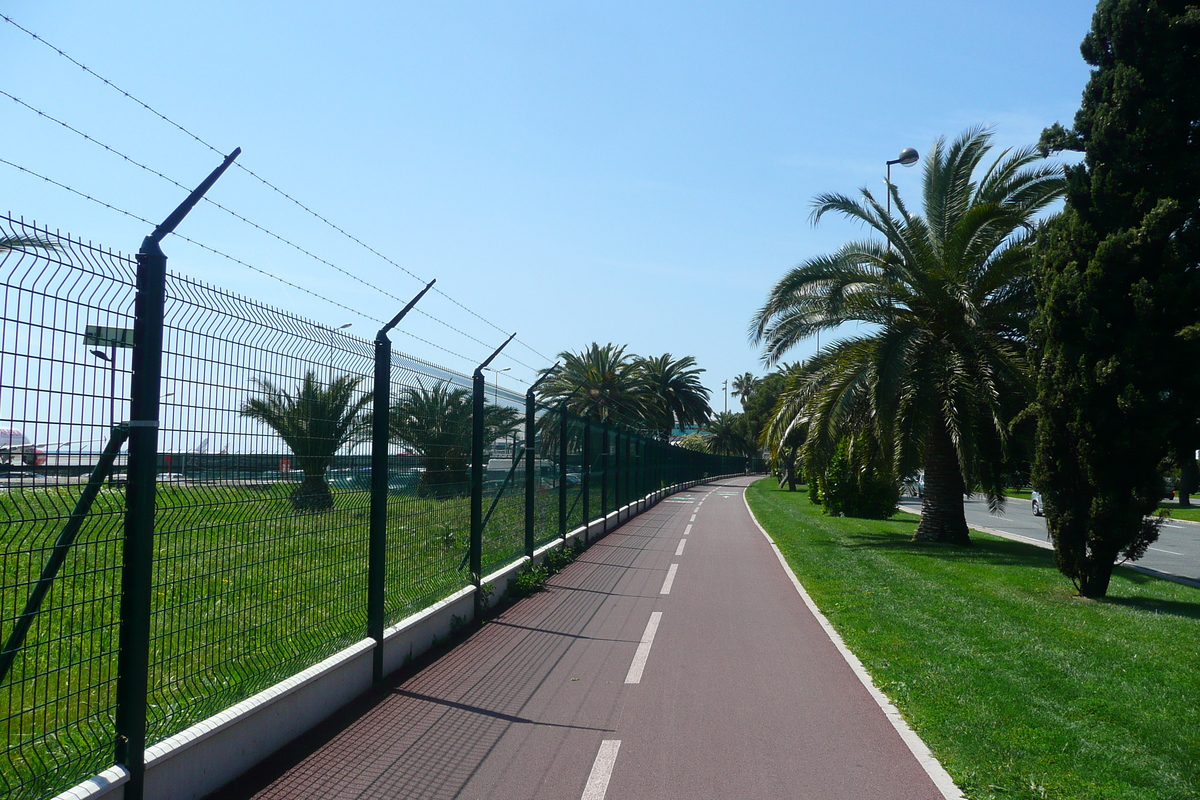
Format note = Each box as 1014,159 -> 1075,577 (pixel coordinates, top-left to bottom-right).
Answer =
90,348 -> 117,428
308,321 -> 352,378
329,322 -> 352,374
722,379 -> 728,414
885,147 -> 920,250
486,366 -> 511,402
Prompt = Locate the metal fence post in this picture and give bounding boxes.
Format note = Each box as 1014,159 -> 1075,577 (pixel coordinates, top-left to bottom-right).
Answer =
115,149 -> 239,800
615,429 -> 623,512
600,424 -> 609,534
369,282 -> 433,683
558,407 -> 568,540
470,369 -> 485,617
525,391 -> 537,557
471,334 -> 514,619
582,416 -> 591,541
368,335 -> 391,682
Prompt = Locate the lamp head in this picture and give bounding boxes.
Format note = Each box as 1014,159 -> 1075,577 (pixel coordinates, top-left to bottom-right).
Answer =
896,148 -> 919,166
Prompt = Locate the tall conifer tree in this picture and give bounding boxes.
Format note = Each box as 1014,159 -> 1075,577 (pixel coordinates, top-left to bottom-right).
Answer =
1034,1 -> 1200,596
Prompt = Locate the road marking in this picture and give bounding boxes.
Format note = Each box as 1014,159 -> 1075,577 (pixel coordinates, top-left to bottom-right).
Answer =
689,514 -> 696,522
625,612 -> 662,683
683,524 -> 692,535
581,739 -> 621,800
1149,546 -> 1183,555
675,539 -> 687,556
659,563 -> 679,594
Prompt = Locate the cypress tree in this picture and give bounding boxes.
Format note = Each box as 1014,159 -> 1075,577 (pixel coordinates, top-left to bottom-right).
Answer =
1033,1 -> 1200,597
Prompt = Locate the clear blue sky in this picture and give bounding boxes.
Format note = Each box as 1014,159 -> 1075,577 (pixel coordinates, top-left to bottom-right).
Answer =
2,1 -> 1096,408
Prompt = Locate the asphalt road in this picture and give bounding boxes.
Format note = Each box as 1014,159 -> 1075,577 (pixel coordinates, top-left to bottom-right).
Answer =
898,494 -> 1200,584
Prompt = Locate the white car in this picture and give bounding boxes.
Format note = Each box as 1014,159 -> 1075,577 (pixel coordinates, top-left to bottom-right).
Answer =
1031,490 -> 1044,517
158,473 -> 186,482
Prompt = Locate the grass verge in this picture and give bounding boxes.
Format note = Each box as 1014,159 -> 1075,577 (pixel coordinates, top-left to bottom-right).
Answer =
1156,500 -> 1200,523
745,479 -> 1200,800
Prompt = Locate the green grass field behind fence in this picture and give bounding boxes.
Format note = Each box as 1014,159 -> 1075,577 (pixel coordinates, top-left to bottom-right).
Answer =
1,480 -> 551,798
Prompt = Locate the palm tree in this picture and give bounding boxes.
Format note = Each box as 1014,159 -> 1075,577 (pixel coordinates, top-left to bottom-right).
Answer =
635,354 -> 711,439
705,411 -> 753,457
389,382 -> 520,497
536,343 -> 648,427
240,372 -> 373,511
751,127 -> 1065,542
730,372 -> 758,407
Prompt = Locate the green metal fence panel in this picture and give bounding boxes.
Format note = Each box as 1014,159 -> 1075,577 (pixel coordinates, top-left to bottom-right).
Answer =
0,218 -> 133,799
145,275 -> 374,749
477,383 -> 525,579
382,360 -> 476,628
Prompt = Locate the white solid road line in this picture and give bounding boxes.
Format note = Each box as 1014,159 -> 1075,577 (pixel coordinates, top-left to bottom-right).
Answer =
660,563 -> 679,594
683,524 -> 692,535
676,538 -> 687,556
1149,546 -> 1183,555
625,611 -> 663,684
581,739 -> 621,800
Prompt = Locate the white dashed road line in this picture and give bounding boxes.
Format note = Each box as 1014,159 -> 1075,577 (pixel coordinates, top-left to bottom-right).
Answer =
659,563 -> 679,594
581,739 -> 621,800
675,538 -> 687,556
683,524 -> 692,535
625,612 -> 662,684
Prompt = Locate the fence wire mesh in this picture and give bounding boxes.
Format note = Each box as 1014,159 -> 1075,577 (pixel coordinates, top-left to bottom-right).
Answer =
0,213 -> 755,799
1,217 -> 132,799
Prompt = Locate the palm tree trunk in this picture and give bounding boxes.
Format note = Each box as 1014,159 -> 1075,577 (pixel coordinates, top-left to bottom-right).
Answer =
914,420 -> 970,543
292,473 -> 333,511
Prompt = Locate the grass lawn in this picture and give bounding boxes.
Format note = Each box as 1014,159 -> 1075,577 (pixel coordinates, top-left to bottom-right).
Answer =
746,479 -> 1200,800
1156,500 -> 1200,523
0,478 -> 587,799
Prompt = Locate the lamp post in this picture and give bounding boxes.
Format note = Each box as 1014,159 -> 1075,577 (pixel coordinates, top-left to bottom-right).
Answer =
885,147 -> 920,251
328,322 -> 352,376
486,366 -> 511,403
722,379 -> 728,414
90,348 -> 117,427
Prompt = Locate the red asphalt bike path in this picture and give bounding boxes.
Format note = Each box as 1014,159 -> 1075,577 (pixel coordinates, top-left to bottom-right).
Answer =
223,477 -> 948,799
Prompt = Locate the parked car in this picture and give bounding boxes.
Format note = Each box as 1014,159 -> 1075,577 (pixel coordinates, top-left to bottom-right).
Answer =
158,472 -> 186,482
1031,490 -> 1044,517
902,472 -> 924,498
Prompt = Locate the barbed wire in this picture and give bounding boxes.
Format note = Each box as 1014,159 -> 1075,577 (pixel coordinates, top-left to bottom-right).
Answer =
0,156 -> 487,369
1,12 -> 553,368
0,88 -> 539,373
